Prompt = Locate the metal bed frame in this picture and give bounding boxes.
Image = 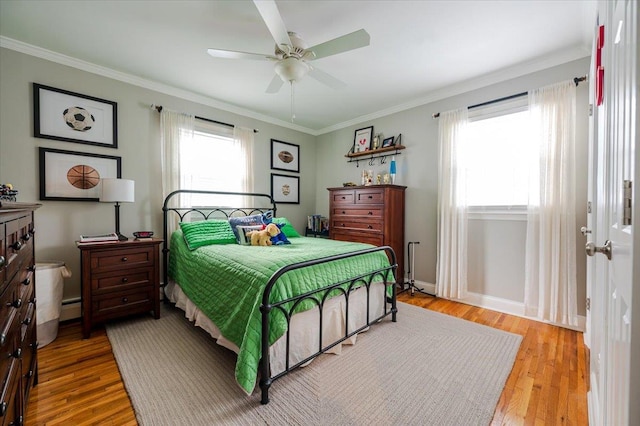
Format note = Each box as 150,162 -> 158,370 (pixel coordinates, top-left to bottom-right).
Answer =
162,189 -> 398,404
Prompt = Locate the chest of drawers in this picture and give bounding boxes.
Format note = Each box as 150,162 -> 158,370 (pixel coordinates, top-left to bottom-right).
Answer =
78,239 -> 162,339
0,203 -> 40,426
328,185 -> 406,283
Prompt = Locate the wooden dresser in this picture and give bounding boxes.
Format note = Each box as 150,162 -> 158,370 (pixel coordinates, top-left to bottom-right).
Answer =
0,203 -> 40,426
78,238 -> 162,339
328,185 -> 406,284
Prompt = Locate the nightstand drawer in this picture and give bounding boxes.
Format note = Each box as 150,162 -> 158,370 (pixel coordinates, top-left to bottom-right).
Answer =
79,238 -> 162,338
93,287 -> 154,319
92,269 -> 152,293
90,246 -> 154,273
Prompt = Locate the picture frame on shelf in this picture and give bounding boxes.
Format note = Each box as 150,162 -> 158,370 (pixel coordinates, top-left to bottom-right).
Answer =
270,139 -> 300,173
39,147 -> 121,201
382,136 -> 395,148
353,126 -> 373,153
271,173 -> 299,204
33,83 -> 118,148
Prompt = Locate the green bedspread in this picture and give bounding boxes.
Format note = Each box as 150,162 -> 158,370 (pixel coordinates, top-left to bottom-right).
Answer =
168,231 -> 392,394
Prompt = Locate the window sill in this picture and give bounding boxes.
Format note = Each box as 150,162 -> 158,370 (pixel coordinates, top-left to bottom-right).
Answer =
468,207 -> 527,221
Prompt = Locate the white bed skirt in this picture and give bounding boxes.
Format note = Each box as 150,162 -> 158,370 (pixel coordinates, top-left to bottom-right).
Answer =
165,280 -> 387,381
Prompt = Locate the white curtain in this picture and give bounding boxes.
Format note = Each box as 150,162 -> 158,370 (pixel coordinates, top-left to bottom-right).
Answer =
524,80 -> 578,327
233,126 -> 254,193
160,109 -> 194,236
436,108 -> 469,300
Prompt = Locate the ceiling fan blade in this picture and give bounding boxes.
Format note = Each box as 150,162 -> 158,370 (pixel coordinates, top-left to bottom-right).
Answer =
308,29 -> 370,60
266,74 -> 285,93
308,66 -> 347,90
207,48 -> 277,61
253,0 -> 292,48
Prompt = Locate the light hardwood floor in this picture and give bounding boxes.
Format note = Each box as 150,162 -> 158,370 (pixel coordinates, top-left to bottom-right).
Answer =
25,294 -> 589,425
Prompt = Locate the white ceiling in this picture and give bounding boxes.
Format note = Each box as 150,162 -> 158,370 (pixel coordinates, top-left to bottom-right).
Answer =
0,0 -> 596,135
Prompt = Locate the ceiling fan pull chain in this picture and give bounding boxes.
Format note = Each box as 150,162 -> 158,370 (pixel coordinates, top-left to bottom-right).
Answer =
290,81 -> 296,122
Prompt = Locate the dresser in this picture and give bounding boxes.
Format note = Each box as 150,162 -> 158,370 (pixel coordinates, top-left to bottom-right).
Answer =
78,239 -> 162,339
328,185 -> 406,284
0,203 -> 40,426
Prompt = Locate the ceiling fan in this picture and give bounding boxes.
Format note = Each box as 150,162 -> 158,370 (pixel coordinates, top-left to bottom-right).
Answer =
207,0 -> 370,119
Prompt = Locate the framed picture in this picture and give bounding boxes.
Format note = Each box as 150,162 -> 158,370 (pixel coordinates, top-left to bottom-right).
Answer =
271,173 -> 299,204
33,83 -> 118,148
382,136 -> 395,148
39,147 -> 121,201
270,139 -> 300,173
353,126 -> 373,153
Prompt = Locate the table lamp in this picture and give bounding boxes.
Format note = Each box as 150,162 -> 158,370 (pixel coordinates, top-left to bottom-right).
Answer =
100,178 -> 135,241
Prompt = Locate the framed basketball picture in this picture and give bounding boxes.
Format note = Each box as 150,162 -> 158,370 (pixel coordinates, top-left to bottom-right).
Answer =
39,147 -> 121,201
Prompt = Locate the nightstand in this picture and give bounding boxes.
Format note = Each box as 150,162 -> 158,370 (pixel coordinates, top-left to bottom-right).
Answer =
77,238 -> 162,338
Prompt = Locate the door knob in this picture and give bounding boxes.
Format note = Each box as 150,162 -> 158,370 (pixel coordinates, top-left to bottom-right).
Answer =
580,226 -> 592,236
585,240 -> 612,260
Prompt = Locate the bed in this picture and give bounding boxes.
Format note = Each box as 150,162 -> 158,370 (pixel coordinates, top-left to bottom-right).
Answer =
162,190 -> 398,404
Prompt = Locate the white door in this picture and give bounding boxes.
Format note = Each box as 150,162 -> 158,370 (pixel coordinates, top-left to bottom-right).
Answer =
587,1 -> 637,424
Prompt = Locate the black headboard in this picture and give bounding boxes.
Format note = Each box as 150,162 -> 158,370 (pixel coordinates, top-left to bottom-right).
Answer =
162,189 -> 277,288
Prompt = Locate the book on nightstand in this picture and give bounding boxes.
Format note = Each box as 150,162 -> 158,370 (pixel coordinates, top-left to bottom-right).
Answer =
79,232 -> 119,243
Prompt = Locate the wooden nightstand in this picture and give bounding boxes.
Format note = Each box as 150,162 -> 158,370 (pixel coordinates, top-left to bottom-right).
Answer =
77,238 -> 162,338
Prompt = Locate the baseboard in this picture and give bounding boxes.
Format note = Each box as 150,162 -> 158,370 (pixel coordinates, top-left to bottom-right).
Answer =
60,300 -> 81,322
426,287 -> 586,332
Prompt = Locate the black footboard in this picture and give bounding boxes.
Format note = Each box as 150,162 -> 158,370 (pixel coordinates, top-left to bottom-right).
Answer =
258,246 -> 398,404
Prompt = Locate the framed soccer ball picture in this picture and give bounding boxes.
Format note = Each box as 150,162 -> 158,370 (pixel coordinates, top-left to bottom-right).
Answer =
33,83 -> 118,148
39,147 -> 121,201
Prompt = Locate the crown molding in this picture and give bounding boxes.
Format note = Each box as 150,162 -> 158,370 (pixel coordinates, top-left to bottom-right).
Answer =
0,36 -> 317,135
2,36 -> 589,137
316,45 -> 590,135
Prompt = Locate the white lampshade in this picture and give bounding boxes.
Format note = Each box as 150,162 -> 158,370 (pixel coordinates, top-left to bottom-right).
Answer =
100,178 -> 135,203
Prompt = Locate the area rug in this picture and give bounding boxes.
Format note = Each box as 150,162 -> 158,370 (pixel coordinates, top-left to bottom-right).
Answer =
106,302 -> 521,426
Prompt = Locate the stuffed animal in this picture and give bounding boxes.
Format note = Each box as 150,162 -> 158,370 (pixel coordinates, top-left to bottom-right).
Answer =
246,223 -> 281,246
270,223 -> 291,245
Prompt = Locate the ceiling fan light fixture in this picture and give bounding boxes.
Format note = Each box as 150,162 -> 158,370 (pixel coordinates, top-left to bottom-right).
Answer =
274,57 -> 310,83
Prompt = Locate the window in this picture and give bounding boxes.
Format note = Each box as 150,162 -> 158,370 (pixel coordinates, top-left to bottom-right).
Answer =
179,119 -> 252,206
462,96 -> 533,209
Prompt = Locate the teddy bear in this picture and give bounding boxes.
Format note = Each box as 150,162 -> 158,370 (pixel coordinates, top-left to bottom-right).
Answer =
246,223 -> 281,246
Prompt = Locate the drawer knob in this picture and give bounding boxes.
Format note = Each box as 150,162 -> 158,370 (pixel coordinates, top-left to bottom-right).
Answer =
8,298 -> 22,309
122,297 -> 129,303
22,278 -> 31,286
12,241 -> 23,251
0,255 -> 5,268
22,233 -> 31,241
26,370 -> 34,378
368,225 -> 373,229
0,402 -> 6,416
368,211 -> 373,215
23,317 -> 32,325
367,195 -> 373,199
342,210 -> 346,214
341,223 -> 345,227
12,348 -> 22,359
122,277 -> 128,283
121,257 -> 128,262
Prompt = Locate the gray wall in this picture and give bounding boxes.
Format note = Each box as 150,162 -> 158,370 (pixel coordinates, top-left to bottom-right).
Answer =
0,46 -> 590,316
0,47 -> 316,301
315,57 -> 590,315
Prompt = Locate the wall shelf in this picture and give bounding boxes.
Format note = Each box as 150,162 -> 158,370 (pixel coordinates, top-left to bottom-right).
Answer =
345,145 -> 406,166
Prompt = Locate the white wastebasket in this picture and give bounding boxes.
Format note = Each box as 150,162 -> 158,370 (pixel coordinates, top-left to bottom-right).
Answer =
35,261 -> 71,348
